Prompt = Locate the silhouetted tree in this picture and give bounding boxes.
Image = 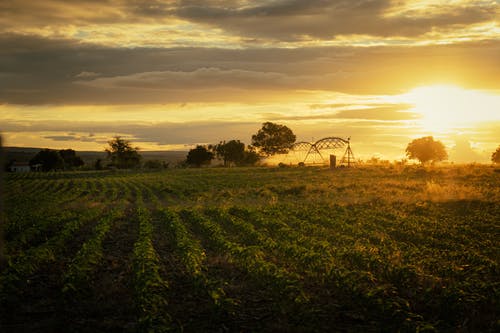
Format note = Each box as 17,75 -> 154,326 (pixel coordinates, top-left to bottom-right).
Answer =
186,146 -> 214,167
144,159 -> 168,169
492,146 -> 500,164
211,140 -> 245,167
94,159 -> 103,170
59,149 -> 84,169
210,140 -> 261,167
105,136 -> 142,169
405,136 -> 447,164
30,149 -> 64,171
4,159 -> 15,172
251,122 -> 296,156
240,146 -> 260,166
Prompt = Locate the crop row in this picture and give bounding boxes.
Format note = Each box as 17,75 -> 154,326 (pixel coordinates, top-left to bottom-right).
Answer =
62,205 -> 126,294
132,193 -> 171,332
0,205 -> 105,303
3,169 -> 498,331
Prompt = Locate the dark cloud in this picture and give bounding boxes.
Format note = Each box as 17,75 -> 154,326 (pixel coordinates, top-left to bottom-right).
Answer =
1,33 -> 499,104
0,0 -> 174,28
78,67 -> 297,90
175,0 -> 497,40
0,1 -> 496,40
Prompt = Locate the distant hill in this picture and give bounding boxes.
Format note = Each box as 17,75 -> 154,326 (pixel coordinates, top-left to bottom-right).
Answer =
4,147 -> 187,165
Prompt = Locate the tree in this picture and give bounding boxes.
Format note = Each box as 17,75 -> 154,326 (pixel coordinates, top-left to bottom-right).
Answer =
105,136 -> 142,169
144,159 -> 168,169
211,140 -> 245,167
211,140 -> 261,167
30,149 -> 64,171
405,136 -> 447,164
94,159 -> 103,170
251,122 -> 296,156
59,149 -> 84,169
492,146 -> 500,164
186,145 -> 214,167
240,146 -> 261,166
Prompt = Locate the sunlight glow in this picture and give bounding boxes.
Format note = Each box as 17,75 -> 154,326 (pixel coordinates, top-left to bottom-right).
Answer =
401,85 -> 500,133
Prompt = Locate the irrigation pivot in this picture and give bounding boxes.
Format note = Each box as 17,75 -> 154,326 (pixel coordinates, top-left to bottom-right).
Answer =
290,136 -> 356,167
340,137 -> 356,167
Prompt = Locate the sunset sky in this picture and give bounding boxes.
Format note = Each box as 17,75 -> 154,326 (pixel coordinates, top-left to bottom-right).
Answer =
1,0 -> 499,162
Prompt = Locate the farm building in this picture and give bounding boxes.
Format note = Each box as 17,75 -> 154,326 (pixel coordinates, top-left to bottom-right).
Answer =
9,162 -> 31,172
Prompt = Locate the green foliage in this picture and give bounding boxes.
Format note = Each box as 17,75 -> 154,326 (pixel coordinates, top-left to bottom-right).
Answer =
241,148 -> 260,166
59,149 -> 84,169
492,145 -> 500,164
105,136 -> 142,169
29,148 -> 85,171
63,207 -> 124,294
1,205 -> 102,302
211,140 -> 245,167
1,166 -> 499,331
143,159 -> 168,169
406,136 -> 448,164
251,122 -> 296,156
186,145 -> 214,167
160,209 -> 205,277
133,196 -> 171,331
30,148 -> 64,171
94,158 -> 103,170
211,140 -> 260,166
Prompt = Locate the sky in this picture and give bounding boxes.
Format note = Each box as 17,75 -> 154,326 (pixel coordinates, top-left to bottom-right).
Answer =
1,0 -> 499,162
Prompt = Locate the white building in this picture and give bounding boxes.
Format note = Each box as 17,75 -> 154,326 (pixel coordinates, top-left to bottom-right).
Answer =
9,162 -> 31,172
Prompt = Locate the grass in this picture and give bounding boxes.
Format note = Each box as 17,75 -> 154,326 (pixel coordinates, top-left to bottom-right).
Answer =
1,165 -> 499,332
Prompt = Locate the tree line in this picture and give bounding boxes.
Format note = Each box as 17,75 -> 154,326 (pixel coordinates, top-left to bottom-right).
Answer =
186,122 -> 296,167
23,149 -> 84,172
5,122 -> 500,171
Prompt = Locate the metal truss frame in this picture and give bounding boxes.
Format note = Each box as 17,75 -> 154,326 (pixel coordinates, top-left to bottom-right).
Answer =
291,136 -> 355,166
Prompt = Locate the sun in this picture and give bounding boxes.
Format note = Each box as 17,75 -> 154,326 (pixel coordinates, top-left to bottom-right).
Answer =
401,84 -> 500,133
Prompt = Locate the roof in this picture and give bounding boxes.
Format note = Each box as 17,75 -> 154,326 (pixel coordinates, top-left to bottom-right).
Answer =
11,162 -> 30,167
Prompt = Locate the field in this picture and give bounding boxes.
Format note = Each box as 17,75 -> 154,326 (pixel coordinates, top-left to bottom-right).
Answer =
1,165 -> 499,332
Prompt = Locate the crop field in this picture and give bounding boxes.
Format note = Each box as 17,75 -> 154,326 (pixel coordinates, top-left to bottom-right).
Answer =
1,165 -> 499,332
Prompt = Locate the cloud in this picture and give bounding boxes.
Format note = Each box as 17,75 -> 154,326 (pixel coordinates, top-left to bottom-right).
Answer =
75,71 -> 101,78
1,33 -> 499,105
43,133 -> 101,142
0,0 -> 497,43
331,105 -> 418,120
78,67 -> 298,90
1,116 -> 411,148
43,135 -> 78,141
449,136 -> 489,163
4,117 -> 498,162
266,104 -> 419,121
1,117 -> 420,160
1,119 -> 262,145
174,0 -> 497,40
2,1 -> 498,161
